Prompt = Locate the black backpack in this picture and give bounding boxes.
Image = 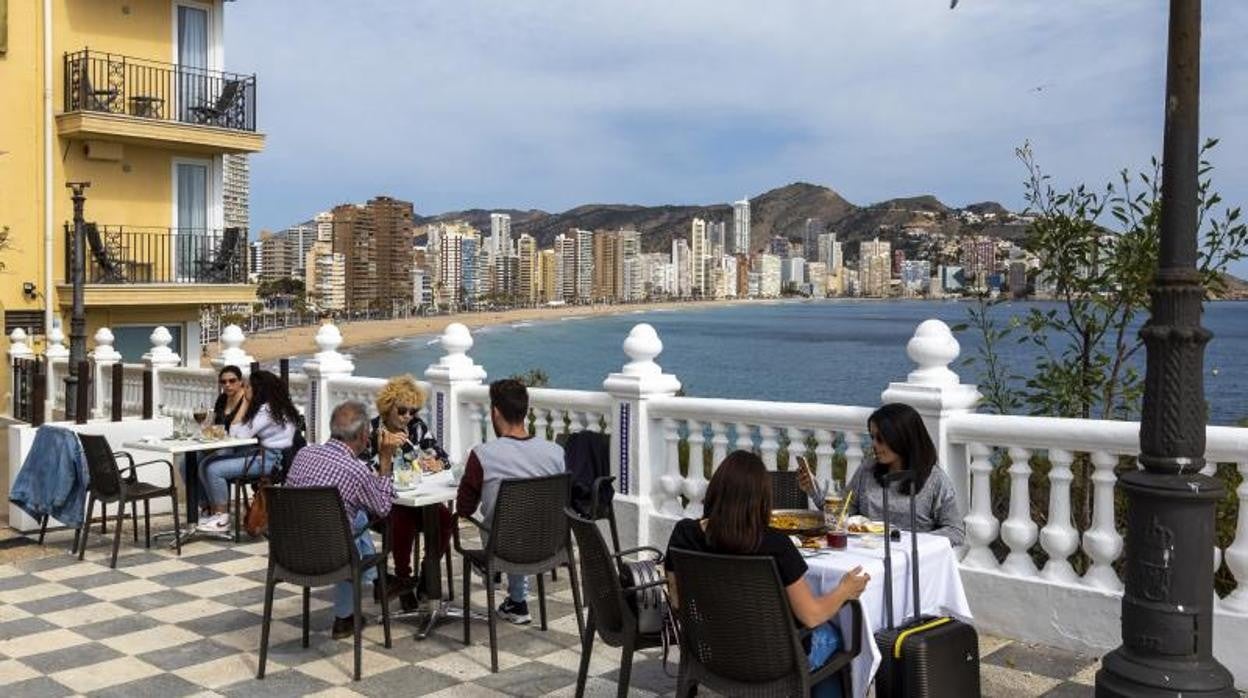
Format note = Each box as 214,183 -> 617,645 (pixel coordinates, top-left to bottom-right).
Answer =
564,431 -> 613,520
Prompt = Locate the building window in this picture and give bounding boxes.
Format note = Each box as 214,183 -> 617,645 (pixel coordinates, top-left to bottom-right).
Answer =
4,311 -> 46,336
111,325 -> 183,364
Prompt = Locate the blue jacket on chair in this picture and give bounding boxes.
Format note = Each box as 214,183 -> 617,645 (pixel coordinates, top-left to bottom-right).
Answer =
9,425 -> 90,527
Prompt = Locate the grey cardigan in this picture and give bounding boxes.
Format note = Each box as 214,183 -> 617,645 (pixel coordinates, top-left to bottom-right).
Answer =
846,464 -> 965,546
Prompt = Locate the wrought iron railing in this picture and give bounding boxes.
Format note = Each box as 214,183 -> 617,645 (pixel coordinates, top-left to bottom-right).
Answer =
63,224 -> 250,284
64,49 -> 257,132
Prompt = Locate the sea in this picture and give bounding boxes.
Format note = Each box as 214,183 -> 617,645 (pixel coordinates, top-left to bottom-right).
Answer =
342,300 -> 1248,427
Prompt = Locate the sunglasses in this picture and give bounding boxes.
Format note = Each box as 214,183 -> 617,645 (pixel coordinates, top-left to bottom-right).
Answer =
396,406 -> 418,416
219,378 -> 239,386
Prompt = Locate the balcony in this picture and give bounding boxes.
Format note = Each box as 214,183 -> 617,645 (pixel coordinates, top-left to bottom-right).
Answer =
57,50 -> 265,154
56,224 -> 257,307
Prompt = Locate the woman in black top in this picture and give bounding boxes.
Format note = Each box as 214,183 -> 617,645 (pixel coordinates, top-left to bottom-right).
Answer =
212,366 -> 247,427
666,451 -> 869,698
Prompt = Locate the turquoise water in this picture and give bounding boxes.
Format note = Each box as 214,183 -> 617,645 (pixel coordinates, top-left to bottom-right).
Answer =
341,300 -> 1248,426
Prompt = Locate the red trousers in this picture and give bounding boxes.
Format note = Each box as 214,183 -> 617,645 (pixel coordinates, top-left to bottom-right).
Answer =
389,504 -> 452,580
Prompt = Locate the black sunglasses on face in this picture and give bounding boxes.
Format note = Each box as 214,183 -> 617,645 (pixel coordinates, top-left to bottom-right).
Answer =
220,379 -> 238,386
396,406 -> 417,416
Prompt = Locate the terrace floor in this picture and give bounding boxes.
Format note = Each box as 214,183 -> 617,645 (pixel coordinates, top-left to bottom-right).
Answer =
0,519 -> 1100,697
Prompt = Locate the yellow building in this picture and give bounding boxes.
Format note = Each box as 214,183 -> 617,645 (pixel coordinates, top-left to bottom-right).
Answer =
0,0 -> 263,392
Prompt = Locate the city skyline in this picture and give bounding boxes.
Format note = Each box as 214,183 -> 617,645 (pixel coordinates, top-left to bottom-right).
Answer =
228,2 -> 1248,277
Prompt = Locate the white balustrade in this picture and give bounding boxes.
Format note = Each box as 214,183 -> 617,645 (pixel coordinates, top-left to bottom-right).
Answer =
213,324 -> 254,371
961,442 -> 999,569
1000,446 -> 1039,577
1039,449 -> 1080,583
157,366 -> 218,419
814,429 -> 835,486
1221,461 -> 1248,613
843,431 -> 866,485
1083,450 -> 1124,591
759,425 -> 779,470
710,422 -> 729,473
733,422 -> 753,452
684,421 -> 708,517
532,407 -> 550,439
658,418 -> 684,516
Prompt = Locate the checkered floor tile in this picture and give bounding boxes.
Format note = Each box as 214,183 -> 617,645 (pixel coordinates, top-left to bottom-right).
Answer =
0,517 -> 1104,696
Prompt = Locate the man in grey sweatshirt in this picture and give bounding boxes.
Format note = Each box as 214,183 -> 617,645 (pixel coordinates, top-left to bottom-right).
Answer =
455,379 -> 564,625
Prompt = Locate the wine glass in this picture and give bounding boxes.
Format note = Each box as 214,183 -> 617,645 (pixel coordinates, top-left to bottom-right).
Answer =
192,404 -> 209,436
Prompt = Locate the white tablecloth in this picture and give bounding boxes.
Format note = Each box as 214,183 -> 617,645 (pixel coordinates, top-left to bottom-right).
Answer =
802,532 -> 972,698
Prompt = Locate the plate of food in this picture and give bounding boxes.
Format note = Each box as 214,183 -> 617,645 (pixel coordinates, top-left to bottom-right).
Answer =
769,509 -> 825,537
845,515 -> 886,535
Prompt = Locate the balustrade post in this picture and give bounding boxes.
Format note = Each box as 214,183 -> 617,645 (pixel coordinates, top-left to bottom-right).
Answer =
1039,449 -> 1080,583
44,320 -> 69,420
710,422 -> 729,474
141,326 -> 181,420
603,323 -> 681,548
733,423 -> 753,452
212,324 -> 254,373
1222,461 -> 1248,613
814,429 -> 835,486
658,418 -> 684,516
684,421 -> 708,518
301,322 -> 355,444
89,327 -> 122,420
8,328 -> 33,417
961,442 -> 999,569
880,319 -> 981,513
423,323 -> 485,464
843,431 -> 866,485
1082,450 -> 1124,591
759,425 -> 779,470
1000,446 -> 1039,577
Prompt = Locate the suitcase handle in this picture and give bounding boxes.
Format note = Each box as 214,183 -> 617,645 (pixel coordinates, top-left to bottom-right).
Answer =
881,469 -> 922,631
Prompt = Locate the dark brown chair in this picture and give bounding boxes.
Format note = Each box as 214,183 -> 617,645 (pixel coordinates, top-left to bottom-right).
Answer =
189,79 -> 242,125
76,434 -> 181,568
567,510 -> 666,698
669,548 -> 863,697
771,469 -> 813,510
227,415 -> 306,541
257,486 -> 392,681
453,473 -> 585,672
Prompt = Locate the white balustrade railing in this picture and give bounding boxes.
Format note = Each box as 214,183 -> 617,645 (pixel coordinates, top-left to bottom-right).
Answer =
454,385 -> 611,458
646,396 -> 874,518
158,366 -> 218,419
98,363 -> 147,417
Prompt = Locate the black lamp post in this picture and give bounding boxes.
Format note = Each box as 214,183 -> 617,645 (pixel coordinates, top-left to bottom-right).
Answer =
1095,1 -> 1235,694
63,181 -> 90,422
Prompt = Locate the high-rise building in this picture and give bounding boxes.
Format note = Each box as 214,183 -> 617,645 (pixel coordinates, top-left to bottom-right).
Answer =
258,230 -> 295,282
901,260 -> 931,295
892,249 -> 907,277
732,198 -> 752,253
574,229 -> 594,300
767,235 -> 790,258
759,254 -> 782,297
736,255 -> 751,298
817,232 -> 843,269
858,237 -> 892,298
306,242 -> 346,312
426,220 -> 478,308
554,233 -> 577,300
517,234 -> 538,303
708,221 -> 727,258
806,262 -> 828,297
223,154 -> 250,231
803,218 -> 824,264
671,239 -> 692,298
960,235 -> 997,285
593,230 -> 620,300
316,211 -> 334,243
618,230 -> 643,301
781,257 -> 806,289
489,213 -> 512,261
689,218 -> 710,296
369,196 -> 416,309
717,256 -> 739,298
332,204 -> 378,313
280,221 -> 317,279
493,256 -> 520,301
249,240 -> 263,282
538,249 -> 559,303
1008,260 -> 1029,298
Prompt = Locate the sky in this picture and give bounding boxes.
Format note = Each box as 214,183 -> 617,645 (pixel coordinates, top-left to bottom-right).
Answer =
227,1 -> 1248,277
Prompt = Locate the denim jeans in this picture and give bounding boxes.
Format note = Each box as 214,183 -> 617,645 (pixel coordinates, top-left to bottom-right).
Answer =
334,509 -> 379,619
807,622 -> 845,698
199,448 -> 281,508
507,574 -> 528,603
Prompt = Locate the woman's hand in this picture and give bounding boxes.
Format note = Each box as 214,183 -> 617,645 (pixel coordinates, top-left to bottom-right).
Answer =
836,566 -> 869,600
797,466 -> 814,495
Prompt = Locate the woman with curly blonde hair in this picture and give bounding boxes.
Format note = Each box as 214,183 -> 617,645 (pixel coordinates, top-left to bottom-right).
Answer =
362,375 -> 450,610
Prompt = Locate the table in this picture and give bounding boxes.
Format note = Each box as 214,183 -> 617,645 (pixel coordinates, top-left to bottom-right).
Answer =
122,436 -> 258,546
801,532 -> 972,698
391,470 -> 482,638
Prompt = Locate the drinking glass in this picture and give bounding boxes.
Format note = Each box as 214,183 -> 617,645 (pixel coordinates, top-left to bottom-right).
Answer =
823,480 -> 847,529
192,404 -> 209,433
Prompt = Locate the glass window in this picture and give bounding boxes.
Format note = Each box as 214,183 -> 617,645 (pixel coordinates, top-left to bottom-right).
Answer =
110,325 -> 183,364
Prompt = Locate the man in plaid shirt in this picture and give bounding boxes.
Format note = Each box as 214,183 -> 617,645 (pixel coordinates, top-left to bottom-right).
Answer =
286,400 -> 400,638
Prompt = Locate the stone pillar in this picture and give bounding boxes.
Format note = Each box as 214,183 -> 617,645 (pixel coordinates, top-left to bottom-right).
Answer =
44,320 -> 68,419
212,324 -> 254,373
423,323 -> 486,464
603,323 -> 681,549
301,322 -> 355,444
142,326 -> 182,416
880,319 -> 981,512
89,327 -> 122,420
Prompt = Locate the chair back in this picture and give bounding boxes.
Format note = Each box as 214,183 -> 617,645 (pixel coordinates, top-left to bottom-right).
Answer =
488,473 -> 570,566
265,486 -> 355,577
78,434 -> 125,499
215,80 -> 243,112
567,509 -> 630,641
770,470 -> 811,510
272,415 -> 307,485
669,548 -> 804,684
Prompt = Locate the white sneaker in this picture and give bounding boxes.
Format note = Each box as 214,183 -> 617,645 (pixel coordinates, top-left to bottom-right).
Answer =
198,514 -> 230,533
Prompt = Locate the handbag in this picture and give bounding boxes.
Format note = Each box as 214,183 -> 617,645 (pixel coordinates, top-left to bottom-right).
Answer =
243,477 -> 271,537
618,554 -> 681,677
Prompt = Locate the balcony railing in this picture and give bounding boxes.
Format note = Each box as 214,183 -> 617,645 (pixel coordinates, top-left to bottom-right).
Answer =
63,224 -> 249,284
64,49 -> 257,132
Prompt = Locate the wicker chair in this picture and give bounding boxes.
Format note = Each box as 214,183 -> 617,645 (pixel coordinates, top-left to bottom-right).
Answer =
771,470 -> 813,510
76,434 -> 181,567
567,510 -> 666,698
257,486 -> 392,681
453,473 -> 585,673
668,548 -> 863,697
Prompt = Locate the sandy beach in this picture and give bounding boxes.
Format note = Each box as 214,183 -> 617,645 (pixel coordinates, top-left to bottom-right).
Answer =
204,299 -> 751,364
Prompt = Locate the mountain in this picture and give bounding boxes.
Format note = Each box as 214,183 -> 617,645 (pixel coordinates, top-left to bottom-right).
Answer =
414,183 -> 1023,254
